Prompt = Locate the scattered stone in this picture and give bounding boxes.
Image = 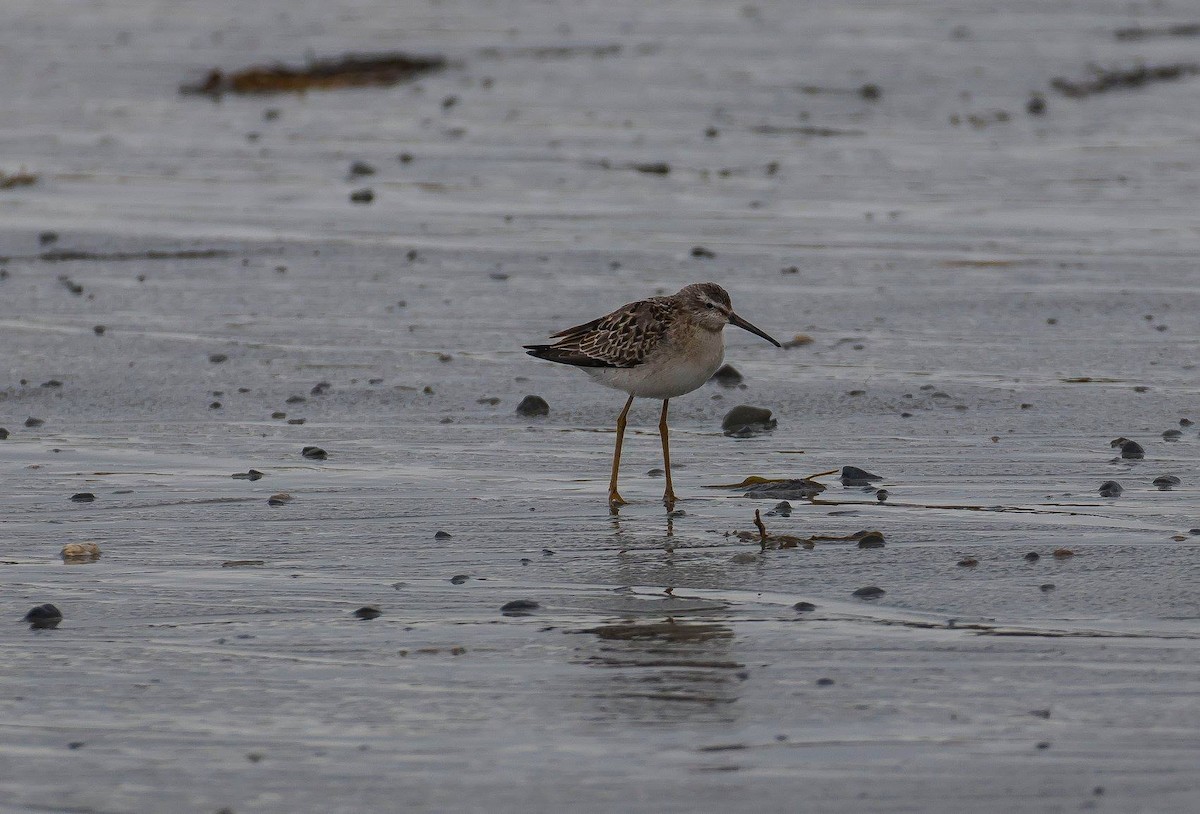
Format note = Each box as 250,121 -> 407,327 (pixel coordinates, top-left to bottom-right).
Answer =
1052,548 -> 1075,558
70,493 -> 95,503
1026,94 -> 1047,115
721,404 -> 776,436
222,560 -> 264,567
690,246 -> 715,258
353,605 -> 382,620
1098,480 -> 1123,497
1024,551 -> 1040,562
1153,475 -> 1181,488
61,543 -> 101,562
516,395 -> 550,417
39,231 -> 59,245
632,161 -> 670,175
875,489 -> 889,502
301,446 -> 327,460
501,599 -> 540,615
0,428 -> 8,440
1051,62 -> 1200,98
267,492 -> 292,506
350,188 -> 375,204
731,552 -> 761,564
231,470 -> 265,481
477,397 -> 501,406
856,531 -> 885,549
434,530 -> 452,539
647,468 -> 665,477
1119,440 -> 1144,459
793,601 -> 817,612
852,586 -> 885,599
743,479 -> 824,500
286,418 -> 305,425
450,574 -> 470,584
710,364 -> 744,387
209,401 -> 222,409
767,500 -> 792,517
957,557 -> 979,567
310,381 -> 332,395
24,417 -> 44,428
24,603 -> 63,629
349,160 -> 376,176
40,380 -> 62,388
816,677 -> 835,686
208,353 -> 228,364
1163,429 -> 1183,440
58,275 -> 83,295
286,395 -> 306,404
1040,583 -> 1056,592
840,466 -> 882,486
859,83 -> 881,100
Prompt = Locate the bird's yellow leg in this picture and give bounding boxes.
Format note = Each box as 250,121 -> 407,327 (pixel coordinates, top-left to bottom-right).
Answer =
608,395 -> 634,506
659,399 -> 677,509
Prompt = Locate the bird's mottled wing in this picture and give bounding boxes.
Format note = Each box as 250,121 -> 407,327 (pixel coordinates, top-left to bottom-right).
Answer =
525,299 -> 673,368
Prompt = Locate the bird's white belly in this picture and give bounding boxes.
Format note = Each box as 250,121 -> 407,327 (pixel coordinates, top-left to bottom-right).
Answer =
584,330 -> 724,399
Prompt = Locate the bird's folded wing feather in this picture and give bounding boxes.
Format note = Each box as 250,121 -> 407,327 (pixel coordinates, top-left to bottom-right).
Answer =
527,299 -> 672,368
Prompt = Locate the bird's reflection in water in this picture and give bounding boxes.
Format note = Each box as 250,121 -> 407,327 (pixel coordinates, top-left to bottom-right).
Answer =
576,614 -> 743,726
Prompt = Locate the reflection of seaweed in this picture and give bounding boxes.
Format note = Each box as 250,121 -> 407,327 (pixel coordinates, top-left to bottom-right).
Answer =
582,620 -> 732,642
182,52 -> 446,97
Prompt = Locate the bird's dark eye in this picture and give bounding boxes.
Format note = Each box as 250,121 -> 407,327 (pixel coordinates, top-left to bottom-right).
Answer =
705,302 -> 715,309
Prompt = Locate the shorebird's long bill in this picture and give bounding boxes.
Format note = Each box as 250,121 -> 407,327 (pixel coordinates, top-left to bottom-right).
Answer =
728,312 -> 782,347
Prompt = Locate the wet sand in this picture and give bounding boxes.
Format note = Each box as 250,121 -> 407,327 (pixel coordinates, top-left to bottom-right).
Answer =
2,1 -> 1200,812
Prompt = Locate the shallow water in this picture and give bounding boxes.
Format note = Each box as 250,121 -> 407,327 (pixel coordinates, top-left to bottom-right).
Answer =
2,1 -> 1200,812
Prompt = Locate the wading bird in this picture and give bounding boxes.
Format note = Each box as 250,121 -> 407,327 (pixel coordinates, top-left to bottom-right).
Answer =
525,282 -> 781,508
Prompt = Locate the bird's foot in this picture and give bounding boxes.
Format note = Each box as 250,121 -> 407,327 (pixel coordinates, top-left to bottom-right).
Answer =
608,490 -> 628,507
662,491 -> 678,511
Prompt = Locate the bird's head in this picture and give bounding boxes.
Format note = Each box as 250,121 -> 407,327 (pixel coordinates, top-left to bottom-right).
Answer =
679,282 -> 781,346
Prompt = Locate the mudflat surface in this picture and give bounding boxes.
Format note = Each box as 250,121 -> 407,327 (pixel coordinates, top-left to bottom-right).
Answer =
2,2 -> 1200,812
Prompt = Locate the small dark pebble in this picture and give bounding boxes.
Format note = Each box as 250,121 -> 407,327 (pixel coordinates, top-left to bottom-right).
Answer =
1024,551 -> 1040,562
41,380 -> 62,388
25,417 -> 44,427
398,152 -> 413,163
1040,583 -> 1056,592
771,500 -> 792,517
793,601 -> 817,612
852,586 -> 885,599
434,530 -> 452,539
816,677 -> 835,686
310,381 -> 332,396
542,548 -> 555,556
209,401 -> 222,409
0,428 -> 8,440
500,599 -> 540,615
1120,440 -> 1144,459
857,531 -> 885,549
93,325 -> 106,335
287,418 -> 305,425
231,470 -> 265,481
39,231 -> 59,245
1098,480 -> 1123,497
721,404 -> 776,436
1189,529 -> 1200,535
859,83 -> 881,100
1029,709 -> 1051,719
710,364 -> 744,387
633,161 -> 670,175
647,468 -> 665,477
353,605 -> 382,620
840,465 -> 882,486
286,395 -> 306,404
1153,475 -> 1181,488
957,557 -> 979,567
1026,94 -> 1046,115
24,603 -> 63,629
1036,741 -> 1050,750
208,353 -> 228,364
68,741 -> 85,749
450,575 -> 469,584
70,493 -> 95,503
1180,418 -> 1194,427
690,246 -> 716,258
1163,429 -> 1182,440
271,411 -> 286,419
301,446 -> 327,460
350,188 -> 375,204
516,395 -> 550,417
349,160 -> 376,176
